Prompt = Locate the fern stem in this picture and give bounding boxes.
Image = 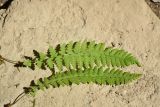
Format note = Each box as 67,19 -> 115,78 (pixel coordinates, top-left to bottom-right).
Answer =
0,55 -> 18,64
4,92 -> 26,107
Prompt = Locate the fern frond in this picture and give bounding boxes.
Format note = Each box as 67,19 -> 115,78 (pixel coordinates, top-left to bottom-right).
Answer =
22,41 -> 141,70
55,41 -> 141,69
24,67 -> 141,96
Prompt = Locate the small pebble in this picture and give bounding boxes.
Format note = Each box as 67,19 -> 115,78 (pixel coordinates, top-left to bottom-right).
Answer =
0,0 -> 8,6
152,0 -> 160,3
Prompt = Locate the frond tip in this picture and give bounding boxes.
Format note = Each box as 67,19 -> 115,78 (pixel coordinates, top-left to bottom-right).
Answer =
24,67 -> 142,96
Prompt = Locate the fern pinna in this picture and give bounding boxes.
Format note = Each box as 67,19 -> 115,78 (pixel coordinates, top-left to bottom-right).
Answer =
24,67 -> 141,96
22,41 -> 141,71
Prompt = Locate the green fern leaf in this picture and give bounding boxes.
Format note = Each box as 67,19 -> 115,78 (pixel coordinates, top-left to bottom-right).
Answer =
55,56 -> 63,70
39,53 -> 46,61
35,60 -> 43,69
48,46 -> 57,59
24,67 -> 141,96
74,42 -> 81,53
87,41 -> 96,51
46,58 -> 54,69
59,43 -> 66,55
35,53 -> 46,69
84,55 -> 90,68
70,55 -> 77,69
66,41 -> 74,54
81,41 -> 88,52
21,41 -> 141,70
63,55 -> 70,69
23,59 -> 32,67
76,55 -> 83,69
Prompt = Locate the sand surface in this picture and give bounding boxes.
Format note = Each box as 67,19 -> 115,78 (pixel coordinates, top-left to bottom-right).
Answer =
0,0 -> 160,107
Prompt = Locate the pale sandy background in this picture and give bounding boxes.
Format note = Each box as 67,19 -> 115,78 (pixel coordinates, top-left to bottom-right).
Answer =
0,0 -> 160,107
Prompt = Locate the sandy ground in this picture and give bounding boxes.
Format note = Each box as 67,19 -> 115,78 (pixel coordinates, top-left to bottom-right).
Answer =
0,0 -> 160,107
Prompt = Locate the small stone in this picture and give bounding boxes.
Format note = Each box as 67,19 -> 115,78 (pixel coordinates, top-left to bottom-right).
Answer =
152,0 -> 160,3
0,0 -> 8,6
